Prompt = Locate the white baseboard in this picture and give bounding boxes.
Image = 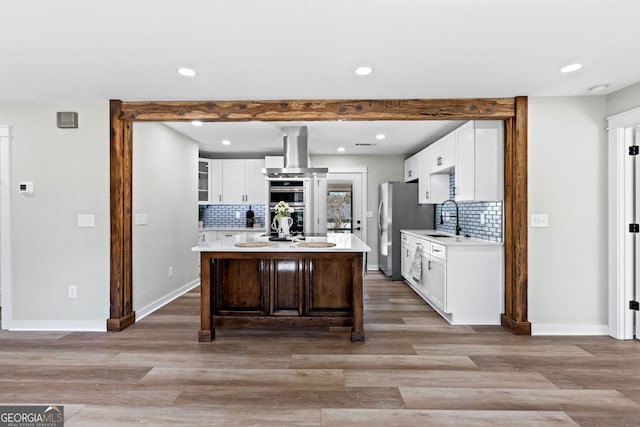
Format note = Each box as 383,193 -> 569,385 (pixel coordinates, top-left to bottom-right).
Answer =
531,323 -> 609,336
7,320 -> 106,332
367,264 -> 379,271
135,279 -> 200,321
4,279 -> 200,332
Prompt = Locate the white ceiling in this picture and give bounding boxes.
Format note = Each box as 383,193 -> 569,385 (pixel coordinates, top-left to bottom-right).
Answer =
2,0 -> 639,155
164,120 -> 465,156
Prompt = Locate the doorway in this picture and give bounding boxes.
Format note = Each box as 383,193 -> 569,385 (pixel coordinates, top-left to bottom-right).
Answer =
314,170 -> 366,242
608,108 -> 640,339
108,98 -> 530,335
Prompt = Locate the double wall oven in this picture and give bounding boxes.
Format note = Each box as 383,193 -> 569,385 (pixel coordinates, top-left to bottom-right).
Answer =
268,179 -> 309,234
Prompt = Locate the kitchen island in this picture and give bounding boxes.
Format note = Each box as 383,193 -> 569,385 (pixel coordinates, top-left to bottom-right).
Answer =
193,233 -> 370,342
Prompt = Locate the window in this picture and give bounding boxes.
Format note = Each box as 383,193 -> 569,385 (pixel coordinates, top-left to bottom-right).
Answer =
327,183 -> 352,233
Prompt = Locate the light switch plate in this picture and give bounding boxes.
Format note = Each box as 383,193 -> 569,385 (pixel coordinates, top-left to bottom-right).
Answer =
77,214 -> 95,227
135,213 -> 148,225
530,213 -> 549,227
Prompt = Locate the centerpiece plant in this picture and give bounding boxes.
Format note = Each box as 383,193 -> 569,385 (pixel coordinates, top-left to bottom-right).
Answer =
271,200 -> 294,231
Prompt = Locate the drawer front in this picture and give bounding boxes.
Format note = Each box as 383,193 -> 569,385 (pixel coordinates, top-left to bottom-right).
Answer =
430,243 -> 446,260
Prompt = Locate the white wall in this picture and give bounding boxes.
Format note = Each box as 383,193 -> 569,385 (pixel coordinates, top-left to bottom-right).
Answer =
528,96 -> 609,335
607,82 -> 640,116
132,123 -> 199,319
311,154 -> 405,269
0,102 -> 110,330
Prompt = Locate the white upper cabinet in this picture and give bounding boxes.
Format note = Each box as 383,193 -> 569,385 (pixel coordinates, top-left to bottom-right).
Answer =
454,121 -> 503,201
244,159 -> 266,205
413,120 -> 503,204
430,132 -> 455,172
222,159 -> 245,204
209,159 -> 223,204
418,145 -> 450,205
453,122 -> 475,201
222,159 -> 266,204
198,158 -> 211,205
199,158 -> 266,205
404,154 -> 419,182
198,158 -> 224,205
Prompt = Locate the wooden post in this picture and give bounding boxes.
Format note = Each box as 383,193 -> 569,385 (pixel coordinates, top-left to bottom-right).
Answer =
501,96 -> 531,334
107,100 -> 135,331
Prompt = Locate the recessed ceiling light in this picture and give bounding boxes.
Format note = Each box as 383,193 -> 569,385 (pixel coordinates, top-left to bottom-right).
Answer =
337,147 -> 346,152
177,67 -> 196,77
221,139 -> 231,145
560,63 -> 582,73
191,120 -> 203,127
354,66 -> 373,76
376,133 -> 386,140
588,84 -> 609,94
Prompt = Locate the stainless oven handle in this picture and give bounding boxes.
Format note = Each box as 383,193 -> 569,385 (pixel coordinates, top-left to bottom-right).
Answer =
269,187 -> 304,193
270,202 -> 305,208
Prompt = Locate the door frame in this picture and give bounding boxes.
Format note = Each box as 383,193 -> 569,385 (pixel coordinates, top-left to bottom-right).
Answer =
324,168 -> 367,242
108,97 -> 530,335
0,125 -> 12,329
607,107 -> 640,339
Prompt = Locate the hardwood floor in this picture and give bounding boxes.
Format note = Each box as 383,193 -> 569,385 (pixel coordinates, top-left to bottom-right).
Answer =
1,271 -> 639,426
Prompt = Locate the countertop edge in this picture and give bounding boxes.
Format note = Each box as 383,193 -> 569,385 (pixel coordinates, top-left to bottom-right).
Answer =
401,229 -> 504,246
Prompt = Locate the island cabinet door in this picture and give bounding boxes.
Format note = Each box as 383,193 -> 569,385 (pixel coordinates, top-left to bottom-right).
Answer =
305,256 -> 354,317
213,258 -> 269,316
269,258 -> 304,316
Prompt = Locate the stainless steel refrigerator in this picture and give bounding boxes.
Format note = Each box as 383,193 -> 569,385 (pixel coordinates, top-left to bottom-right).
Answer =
378,181 -> 435,280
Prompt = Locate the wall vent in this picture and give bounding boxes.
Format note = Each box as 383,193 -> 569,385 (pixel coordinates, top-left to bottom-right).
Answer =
57,112 -> 78,129
355,143 -> 377,147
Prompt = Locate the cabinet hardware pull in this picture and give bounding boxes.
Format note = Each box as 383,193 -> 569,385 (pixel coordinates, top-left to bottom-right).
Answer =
437,156 -> 442,166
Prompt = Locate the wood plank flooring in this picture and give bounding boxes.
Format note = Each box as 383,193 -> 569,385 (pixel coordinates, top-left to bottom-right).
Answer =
1,271 -> 640,426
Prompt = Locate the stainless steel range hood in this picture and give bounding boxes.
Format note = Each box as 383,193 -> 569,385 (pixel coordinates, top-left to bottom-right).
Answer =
262,126 -> 328,178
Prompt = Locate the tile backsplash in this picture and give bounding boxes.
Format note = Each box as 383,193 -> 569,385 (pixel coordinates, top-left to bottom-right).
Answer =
199,204 -> 266,228
434,175 -> 503,242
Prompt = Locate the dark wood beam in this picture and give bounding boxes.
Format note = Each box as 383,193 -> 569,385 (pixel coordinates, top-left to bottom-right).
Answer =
118,98 -> 516,122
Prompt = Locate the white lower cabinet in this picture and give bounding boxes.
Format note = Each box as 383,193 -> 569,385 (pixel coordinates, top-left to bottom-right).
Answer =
423,243 -> 446,312
400,231 -> 503,325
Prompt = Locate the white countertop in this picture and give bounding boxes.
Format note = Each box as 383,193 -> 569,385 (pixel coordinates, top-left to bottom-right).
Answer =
200,226 -> 265,232
193,232 -> 371,253
401,229 -> 503,246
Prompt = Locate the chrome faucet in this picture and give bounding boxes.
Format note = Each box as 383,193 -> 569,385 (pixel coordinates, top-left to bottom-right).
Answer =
440,199 -> 461,235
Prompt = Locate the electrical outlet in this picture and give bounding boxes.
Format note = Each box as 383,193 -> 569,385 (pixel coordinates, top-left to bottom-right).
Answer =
68,285 -> 78,299
168,266 -> 174,278
480,212 -> 486,225
235,211 -> 240,219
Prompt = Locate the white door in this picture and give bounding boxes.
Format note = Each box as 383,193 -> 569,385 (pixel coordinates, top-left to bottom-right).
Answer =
314,170 -> 367,242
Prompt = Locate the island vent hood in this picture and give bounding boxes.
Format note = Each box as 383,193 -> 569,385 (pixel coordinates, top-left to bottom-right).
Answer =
262,126 -> 328,178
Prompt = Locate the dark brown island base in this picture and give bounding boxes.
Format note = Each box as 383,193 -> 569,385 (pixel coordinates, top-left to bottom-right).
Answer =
193,233 -> 371,342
